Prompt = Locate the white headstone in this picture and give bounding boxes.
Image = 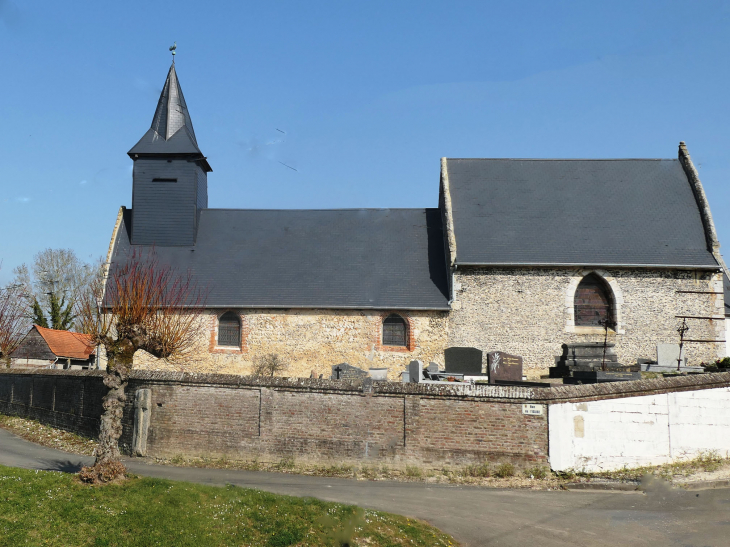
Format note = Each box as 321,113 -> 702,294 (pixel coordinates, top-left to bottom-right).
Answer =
657,344 -> 687,368
368,368 -> 388,381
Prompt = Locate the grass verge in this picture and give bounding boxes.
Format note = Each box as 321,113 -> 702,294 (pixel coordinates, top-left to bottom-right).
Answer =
0,464 -> 457,547
0,414 -> 97,455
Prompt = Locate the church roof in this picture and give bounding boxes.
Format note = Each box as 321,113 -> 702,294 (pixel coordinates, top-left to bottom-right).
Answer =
128,63 -> 206,160
444,158 -> 720,268
110,207 -> 450,310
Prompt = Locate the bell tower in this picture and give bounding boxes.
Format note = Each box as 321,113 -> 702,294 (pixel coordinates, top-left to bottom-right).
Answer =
127,60 -> 212,246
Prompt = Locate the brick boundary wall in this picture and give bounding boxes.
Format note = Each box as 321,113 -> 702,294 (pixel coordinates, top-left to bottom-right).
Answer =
2,369 -> 730,468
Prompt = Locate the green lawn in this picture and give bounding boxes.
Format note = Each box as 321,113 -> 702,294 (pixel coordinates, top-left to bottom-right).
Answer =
0,465 -> 456,547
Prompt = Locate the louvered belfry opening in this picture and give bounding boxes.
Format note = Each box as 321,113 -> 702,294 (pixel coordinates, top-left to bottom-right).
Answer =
574,273 -> 614,327
218,312 -> 241,347
383,314 -> 408,346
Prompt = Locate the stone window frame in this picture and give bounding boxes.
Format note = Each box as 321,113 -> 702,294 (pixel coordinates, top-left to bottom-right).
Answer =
209,310 -> 249,354
564,270 -> 625,335
375,311 -> 416,352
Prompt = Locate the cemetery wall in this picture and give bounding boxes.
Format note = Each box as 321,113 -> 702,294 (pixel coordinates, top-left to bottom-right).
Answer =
549,386 -> 730,472
3,369 -> 730,471
448,267 -> 725,378
132,309 -> 450,380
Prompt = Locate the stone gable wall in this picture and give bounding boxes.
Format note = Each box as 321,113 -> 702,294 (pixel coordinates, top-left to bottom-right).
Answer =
133,309 -> 450,380
449,267 -> 725,377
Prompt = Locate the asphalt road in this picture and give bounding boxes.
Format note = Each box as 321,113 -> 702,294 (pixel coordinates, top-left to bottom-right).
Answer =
1,428 -> 729,547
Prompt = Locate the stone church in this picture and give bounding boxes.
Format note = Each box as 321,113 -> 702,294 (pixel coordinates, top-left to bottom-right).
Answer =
106,62 -> 728,378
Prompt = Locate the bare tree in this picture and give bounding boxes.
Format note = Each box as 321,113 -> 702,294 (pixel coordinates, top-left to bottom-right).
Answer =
78,250 -> 205,482
0,282 -> 28,366
12,249 -> 102,331
252,353 -> 288,377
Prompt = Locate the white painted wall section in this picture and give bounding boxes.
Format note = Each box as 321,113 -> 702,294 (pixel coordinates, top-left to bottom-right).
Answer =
549,387 -> 730,472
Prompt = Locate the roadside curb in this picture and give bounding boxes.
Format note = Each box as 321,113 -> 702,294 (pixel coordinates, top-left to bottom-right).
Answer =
676,479 -> 730,491
564,482 -> 640,492
565,479 -> 730,492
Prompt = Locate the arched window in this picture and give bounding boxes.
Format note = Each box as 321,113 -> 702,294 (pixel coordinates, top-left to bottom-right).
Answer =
218,312 -> 241,347
574,274 -> 614,327
382,314 -> 408,347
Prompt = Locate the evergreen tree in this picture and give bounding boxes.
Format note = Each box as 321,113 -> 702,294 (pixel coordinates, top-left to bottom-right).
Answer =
31,298 -> 48,328
49,292 -> 75,330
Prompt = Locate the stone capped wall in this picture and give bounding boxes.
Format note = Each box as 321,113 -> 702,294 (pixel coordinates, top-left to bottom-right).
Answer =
449,267 -> 725,377
5,369 -> 730,471
133,309 -> 450,379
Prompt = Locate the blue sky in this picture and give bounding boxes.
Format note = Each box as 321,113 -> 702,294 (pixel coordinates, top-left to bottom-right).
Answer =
1,0 -> 729,284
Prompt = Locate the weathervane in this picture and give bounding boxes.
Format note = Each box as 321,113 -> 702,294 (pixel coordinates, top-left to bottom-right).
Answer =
169,42 -> 177,62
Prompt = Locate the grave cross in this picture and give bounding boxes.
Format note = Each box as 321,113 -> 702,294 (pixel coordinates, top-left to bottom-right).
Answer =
334,365 -> 343,380
677,318 -> 690,371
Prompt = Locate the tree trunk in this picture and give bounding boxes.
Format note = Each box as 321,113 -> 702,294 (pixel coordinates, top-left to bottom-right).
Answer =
80,341 -> 135,483
95,356 -> 131,465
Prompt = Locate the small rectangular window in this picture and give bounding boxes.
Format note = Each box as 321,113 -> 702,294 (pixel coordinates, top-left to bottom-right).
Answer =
152,178 -> 177,182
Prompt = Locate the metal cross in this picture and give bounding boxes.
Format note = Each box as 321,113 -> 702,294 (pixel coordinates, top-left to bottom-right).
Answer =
334,365 -> 342,380
677,318 -> 690,371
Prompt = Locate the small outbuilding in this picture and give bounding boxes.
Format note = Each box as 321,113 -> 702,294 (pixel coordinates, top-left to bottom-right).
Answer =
11,325 -> 96,369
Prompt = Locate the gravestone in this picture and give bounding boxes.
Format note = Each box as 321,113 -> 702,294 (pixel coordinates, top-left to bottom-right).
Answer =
487,351 -> 523,384
656,344 -> 687,368
368,368 -> 388,381
551,342 -> 640,383
408,360 -> 424,383
444,347 -> 484,376
132,389 -> 152,457
330,363 -> 368,381
427,362 -> 440,374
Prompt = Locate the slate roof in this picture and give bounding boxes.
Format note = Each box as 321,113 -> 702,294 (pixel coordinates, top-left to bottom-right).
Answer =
445,159 -> 719,268
35,326 -> 95,360
110,207 -> 450,310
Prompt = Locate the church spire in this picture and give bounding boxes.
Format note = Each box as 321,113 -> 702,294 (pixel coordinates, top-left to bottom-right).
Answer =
150,62 -> 197,143
128,60 -> 210,171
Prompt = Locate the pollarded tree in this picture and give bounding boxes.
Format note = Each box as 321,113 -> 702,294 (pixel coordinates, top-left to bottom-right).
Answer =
78,250 -> 205,482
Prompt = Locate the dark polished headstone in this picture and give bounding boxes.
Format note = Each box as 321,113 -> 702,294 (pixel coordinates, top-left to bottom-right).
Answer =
487,352 -> 523,384
444,347 -> 484,376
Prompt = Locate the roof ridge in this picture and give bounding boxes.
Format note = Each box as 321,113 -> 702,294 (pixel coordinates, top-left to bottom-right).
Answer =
445,158 -> 674,161
201,207 -> 434,213
35,324 -> 83,334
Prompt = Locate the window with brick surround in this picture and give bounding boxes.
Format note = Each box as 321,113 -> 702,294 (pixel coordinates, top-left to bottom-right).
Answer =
217,312 -> 241,347
382,314 -> 408,347
574,273 -> 614,327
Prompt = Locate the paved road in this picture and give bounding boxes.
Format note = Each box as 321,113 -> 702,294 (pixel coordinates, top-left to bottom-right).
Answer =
1,428 -> 730,547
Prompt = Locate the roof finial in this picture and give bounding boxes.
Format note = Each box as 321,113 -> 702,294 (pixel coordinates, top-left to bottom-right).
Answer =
169,41 -> 177,63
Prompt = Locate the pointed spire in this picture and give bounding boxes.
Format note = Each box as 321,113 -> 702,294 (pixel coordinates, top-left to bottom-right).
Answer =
150,63 -> 197,143
128,62 -> 210,169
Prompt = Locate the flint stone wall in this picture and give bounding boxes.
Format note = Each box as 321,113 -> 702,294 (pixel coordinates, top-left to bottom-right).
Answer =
449,267 -> 725,377
132,309 -> 450,380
